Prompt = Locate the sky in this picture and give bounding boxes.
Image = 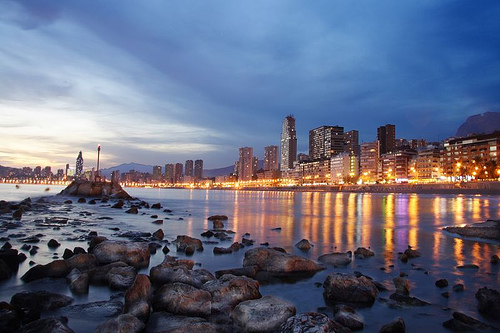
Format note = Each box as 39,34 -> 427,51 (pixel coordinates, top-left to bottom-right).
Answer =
1,0 -> 499,170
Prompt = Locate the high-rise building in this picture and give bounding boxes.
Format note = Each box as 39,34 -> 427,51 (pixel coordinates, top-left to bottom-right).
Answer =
344,130 -> 360,156
330,152 -> 359,184
309,125 -> 344,160
264,145 -> 279,171
280,115 -> 297,171
377,124 -> 396,155
173,163 -> 183,184
360,141 -> 379,183
185,160 -> 194,177
252,156 -> 259,176
75,151 -> 84,179
194,160 -> 203,179
152,166 -> 162,181
164,164 -> 174,183
238,147 -> 253,181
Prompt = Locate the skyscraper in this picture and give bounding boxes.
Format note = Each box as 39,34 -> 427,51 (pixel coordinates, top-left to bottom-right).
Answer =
238,147 -> 253,181
173,163 -> 183,183
75,151 -> 83,179
280,115 -> 297,171
185,160 -> 194,177
164,164 -> 174,183
264,145 -> 279,171
194,160 -> 203,179
360,141 -> 380,182
344,130 -> 360,156
309,125 -> 344,160
152,166 -> 162,181
377,124 -> 396,155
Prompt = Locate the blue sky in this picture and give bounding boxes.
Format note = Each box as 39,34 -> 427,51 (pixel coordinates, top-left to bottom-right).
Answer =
1,1 -> 499,169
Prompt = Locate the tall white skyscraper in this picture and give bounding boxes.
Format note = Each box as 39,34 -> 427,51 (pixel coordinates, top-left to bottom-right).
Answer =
280,115 -> 297,171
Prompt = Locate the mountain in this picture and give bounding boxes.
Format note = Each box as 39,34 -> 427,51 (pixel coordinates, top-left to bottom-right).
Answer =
100,163 -> 154,177
203,165 -> 234,178
456,112 -> 500,138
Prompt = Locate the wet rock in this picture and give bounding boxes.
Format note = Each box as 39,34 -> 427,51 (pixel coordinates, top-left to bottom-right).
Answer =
295,239 -> 313,251
393,277 -> 410,295
151,203 -> 162,209
62,249 -> 73,260
162,245 -> 170,254
95,313 -> 145,333
12,209 -> 23,220
403,246 -> 421,259
111,200 -> 124,209
457,264 -> 479,269
152,219 -> 163,224
435,279 -> 448,288
203,274 -> 261,314
208,215 -> 228,221
88,199 -> 96,204
323,273 -> 379,304
17,316 -> 75,333
241,238 -> 254,246
0,308 -> 20,332
318,252 -> 352,267
214,246 -> 233,254
279,312 -> 349,333
91,240 -> 150,269
1,241 -> 12,249
233,295 -> 296,333
444,220 -> 500,241
107,265 -> 137,290
215,266 -> 259,279
212,219 -> 224,229
125,206 -> 139,214
152,229 -> 164,240
475,287 -> 500,316
64,200 -> 73,204
21,236 -> 40,243
389,292 -> 430,306
66,268 -> 89,294
334,304 -> 364,330
452,283 -> 465,292
60,299 -> 123,320
88,236 -> 107,251
491,255 -> 499,264
88,262 -> 129,285
77,197 -> 86,203
379,316 -> 406,333
354,247 -> 374,257
21,260 -> 69,282
66,253 -> 98,271
150,261 -> 214,288
73,246 -> 86,254
443,311 -> 498,331
201,230 -> 214,238
0,259 -> 12,280
0,248 -> 21,271
146,312 -> 224,333
11,291 -> 73,311
244,247 -> 324,274
124,274 -> 151,322
172,235 -> 204,252
153,282 -> 212,317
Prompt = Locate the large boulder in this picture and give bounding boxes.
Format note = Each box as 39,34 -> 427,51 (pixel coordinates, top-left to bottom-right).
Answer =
66,253 -> 98,271
243,248 -> 324,274
88,262 -> 130,285
95,314 -> 145,333
16,317 -> 75,333
107,265 -> 137,290
124,274 -> 152,322
318,252 -> 352,267
295,239 -> 313,251
146,312 -> 226,333
475,287 -> 500,316
91,241 -> 150,269
11,291 -> 73,312
279,312 -> 349,333
21,260 -> 69,282
153,282 -> 212,317
379,317 -> 406,333
232,296 -> 296,333
393,277 -> 410,296
334,304 -> 364,330
150,264 -> 215,288
66,268 -> 89,294
323,273 -> 379,304
354,247 -> 374,257
59,180 -> 132,199
203,274 -> 261,314
172,235 -> 204,252
442,312 -> 498,331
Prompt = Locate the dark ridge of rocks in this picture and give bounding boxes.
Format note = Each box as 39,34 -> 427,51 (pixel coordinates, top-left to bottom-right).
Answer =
59,180 -> 132,199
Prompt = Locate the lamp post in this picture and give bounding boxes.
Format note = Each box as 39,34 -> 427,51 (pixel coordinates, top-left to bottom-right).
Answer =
96,144 -> 101,181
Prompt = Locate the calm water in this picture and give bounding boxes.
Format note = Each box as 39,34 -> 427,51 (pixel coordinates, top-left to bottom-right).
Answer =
0,184 -> 499,332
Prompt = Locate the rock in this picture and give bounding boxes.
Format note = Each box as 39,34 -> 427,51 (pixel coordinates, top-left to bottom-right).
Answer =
152,229 -> 164,241
152,219 -> 163,224
389,292 -> 430,306
88,261 -> 129,285
88,236 -> 107,251
0,259 -> 12,280
442,311 -> 498,331
212,220 -> 224,229
172,235 -> 204,252
162,245 -> 170,254
126,206 -> 139,214
243,247 -> 324,274
1,242 -> 12,249
91,241 -> 150,269
11,291 -> 73,311
203,274 -> 261,314
393,277 -> 410,295
444,221 -> 500,241
491,255 -> 499,264
77,197 -> 86,203
21,260 -> 69,282
107,265 -> 137,290
146,312 -> 224,333
111,200 -> 124,209
354,247 -> 374,257
475,287 -> 500,316
17,317 -> 75,333
403,247 -> 421,259
279,312 -> 349,333
66,268 -> 89,294
208,215 -> 228,221
295,239 -> 313,251
215,266 -> 259,279
60,299 -> 123,320
0,308 -> 20,332
452,283 -> 465,292
151,203 -> 162,209
441,292 -> 450,298
380,317 -> 406,333
334,304 -> 364,330
124,274 -> 151,322
153,282 -> 212,317
323,273 -> 379,304
12,209 -> 23,220
457,264 -> 479,269
88,199 -> 96,204
66,253 -> 98,271
232,296 -> 296,333
318,252 -> 352,267
150,262 -> 215,288
435,279 -> 448,288
214,246 -> 233,254
0,248 -> 22,271
62,249 -> 73,260
201,230 -> 214,238
59,180 -> 132,199
95,313 -> 145,333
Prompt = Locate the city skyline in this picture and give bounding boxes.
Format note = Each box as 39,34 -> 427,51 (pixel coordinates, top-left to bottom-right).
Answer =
1,1 -> 499,169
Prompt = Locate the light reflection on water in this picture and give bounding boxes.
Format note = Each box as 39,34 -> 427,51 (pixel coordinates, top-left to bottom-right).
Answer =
1,185 -> 499,332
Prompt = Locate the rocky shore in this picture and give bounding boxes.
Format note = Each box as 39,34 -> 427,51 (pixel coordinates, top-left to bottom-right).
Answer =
0,193 -> 499,332
444,220 -> 500,241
